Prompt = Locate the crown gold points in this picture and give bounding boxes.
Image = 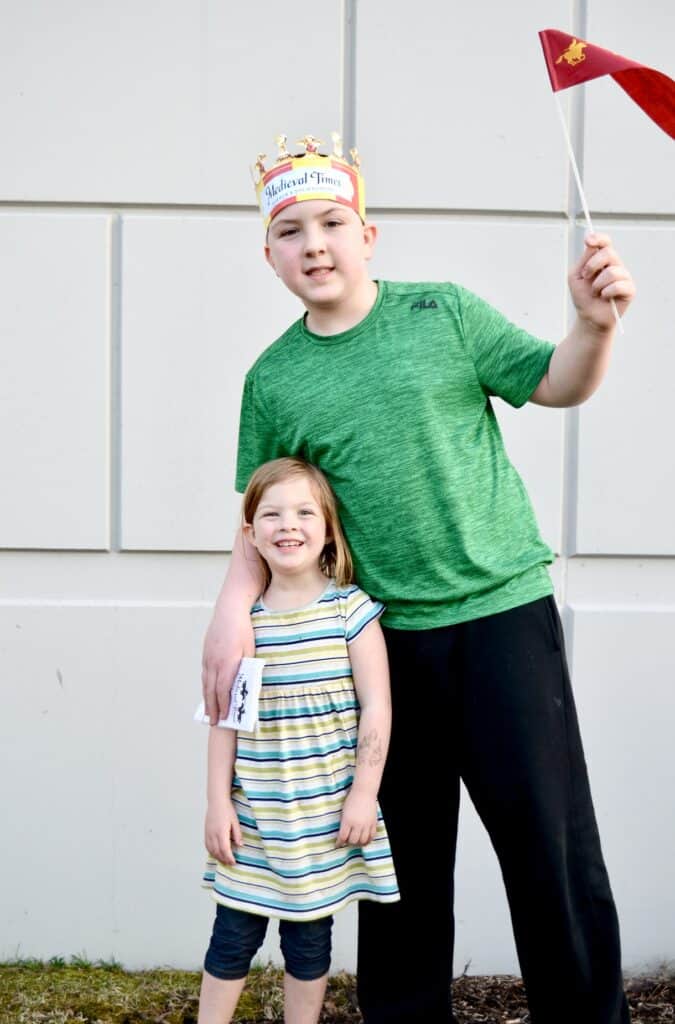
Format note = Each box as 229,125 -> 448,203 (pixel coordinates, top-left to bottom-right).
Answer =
252,132 -> 361,184
274,134 -> 290,160
297,134 -> 323,154
253,131 -> 366,228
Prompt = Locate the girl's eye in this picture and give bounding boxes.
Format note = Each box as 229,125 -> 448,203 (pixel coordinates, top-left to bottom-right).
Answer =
299,509 -> 315,516
262,511 -> 278,518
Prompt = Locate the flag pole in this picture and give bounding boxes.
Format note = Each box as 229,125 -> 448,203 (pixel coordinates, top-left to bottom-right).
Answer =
554,93 -> 623,334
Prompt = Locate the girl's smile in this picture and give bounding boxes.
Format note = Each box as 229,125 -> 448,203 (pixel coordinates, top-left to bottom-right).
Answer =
245,476 -> 330,587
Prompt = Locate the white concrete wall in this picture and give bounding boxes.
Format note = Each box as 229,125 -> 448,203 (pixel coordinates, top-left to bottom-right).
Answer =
1,0 -> 673,976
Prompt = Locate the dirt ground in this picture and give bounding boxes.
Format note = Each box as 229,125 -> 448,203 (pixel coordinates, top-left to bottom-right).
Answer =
449,973 -> 675,1023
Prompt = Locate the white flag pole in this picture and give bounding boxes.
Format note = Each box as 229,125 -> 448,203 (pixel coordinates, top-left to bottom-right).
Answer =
554,93 -> 623,334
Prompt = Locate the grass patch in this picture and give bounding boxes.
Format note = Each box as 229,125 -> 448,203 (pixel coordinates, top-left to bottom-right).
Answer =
0,958 -> 199,1024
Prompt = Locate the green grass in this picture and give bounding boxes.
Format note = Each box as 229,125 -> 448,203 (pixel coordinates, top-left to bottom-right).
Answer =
0,958 -> 360,1024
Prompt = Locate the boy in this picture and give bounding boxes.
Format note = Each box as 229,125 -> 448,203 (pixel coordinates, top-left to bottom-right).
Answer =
202,135 -> 635,1023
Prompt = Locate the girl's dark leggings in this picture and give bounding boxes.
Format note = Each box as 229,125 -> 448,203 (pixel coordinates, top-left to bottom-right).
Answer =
357,596 -> 630,1024
205,903 -> 333,981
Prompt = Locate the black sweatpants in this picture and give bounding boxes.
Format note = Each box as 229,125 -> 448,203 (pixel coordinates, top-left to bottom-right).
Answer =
357,596 -> 629,1024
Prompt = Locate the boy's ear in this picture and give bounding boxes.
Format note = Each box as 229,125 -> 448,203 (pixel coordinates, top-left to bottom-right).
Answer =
264,245 -> 276,273
363,222 -> 377,261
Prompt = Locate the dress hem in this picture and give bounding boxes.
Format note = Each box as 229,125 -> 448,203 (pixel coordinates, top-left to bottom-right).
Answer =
205,884 -> 401,922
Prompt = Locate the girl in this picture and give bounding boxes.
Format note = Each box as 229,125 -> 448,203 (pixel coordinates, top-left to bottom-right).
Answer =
198,458 -> 399,1024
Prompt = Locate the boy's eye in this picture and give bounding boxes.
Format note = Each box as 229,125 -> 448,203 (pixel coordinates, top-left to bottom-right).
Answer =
324,219 -> 342,228
278,227 -> 297,238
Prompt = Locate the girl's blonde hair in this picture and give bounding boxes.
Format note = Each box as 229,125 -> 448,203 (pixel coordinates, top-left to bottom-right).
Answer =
242,457 -> 354,589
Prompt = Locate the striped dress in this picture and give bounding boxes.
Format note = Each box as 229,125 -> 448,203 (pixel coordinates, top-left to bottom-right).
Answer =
203,581 -> 400,920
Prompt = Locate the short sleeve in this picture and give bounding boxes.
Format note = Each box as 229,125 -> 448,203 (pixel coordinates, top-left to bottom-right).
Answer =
235,372 -> 289,493
343,586 -> 385,643
456,285 -> 555,408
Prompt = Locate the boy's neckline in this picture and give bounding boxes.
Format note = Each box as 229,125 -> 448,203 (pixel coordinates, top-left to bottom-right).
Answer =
258,578 -> 336,614
299,281 -> 385,346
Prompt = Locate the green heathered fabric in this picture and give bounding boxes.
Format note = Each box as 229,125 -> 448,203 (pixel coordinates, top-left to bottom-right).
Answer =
235,280 -> 556,630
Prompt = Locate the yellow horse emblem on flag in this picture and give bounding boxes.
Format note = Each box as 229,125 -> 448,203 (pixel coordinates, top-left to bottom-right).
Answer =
556,39 -> 588,67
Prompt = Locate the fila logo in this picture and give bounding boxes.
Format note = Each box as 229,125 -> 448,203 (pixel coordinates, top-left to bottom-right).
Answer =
410,299 -> 438,312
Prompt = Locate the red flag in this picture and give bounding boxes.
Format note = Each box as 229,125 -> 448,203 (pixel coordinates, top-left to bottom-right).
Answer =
539,28 -> 675,139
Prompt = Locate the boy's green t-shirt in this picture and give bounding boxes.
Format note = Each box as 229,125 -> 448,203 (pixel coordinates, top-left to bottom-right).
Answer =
235,280 -> 555,630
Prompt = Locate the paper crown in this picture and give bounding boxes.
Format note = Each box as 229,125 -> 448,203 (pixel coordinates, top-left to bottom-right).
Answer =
253,133 -> 365,229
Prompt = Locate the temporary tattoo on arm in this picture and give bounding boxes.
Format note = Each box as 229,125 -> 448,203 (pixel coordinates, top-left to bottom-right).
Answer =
357,729 -> 383,768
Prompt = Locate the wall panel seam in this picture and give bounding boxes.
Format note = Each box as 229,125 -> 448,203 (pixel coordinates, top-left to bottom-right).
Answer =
110,214 -> 122,552
341,0 -> 357,153
1,202 -> 672,224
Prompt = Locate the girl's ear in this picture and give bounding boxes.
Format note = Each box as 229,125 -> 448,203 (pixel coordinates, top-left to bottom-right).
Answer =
243,521 -> 257,548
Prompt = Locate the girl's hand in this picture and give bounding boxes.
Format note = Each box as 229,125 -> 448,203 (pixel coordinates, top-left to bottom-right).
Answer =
205,799 -> 242,865
336,788 -> 378,848
568,232 -> 636,331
